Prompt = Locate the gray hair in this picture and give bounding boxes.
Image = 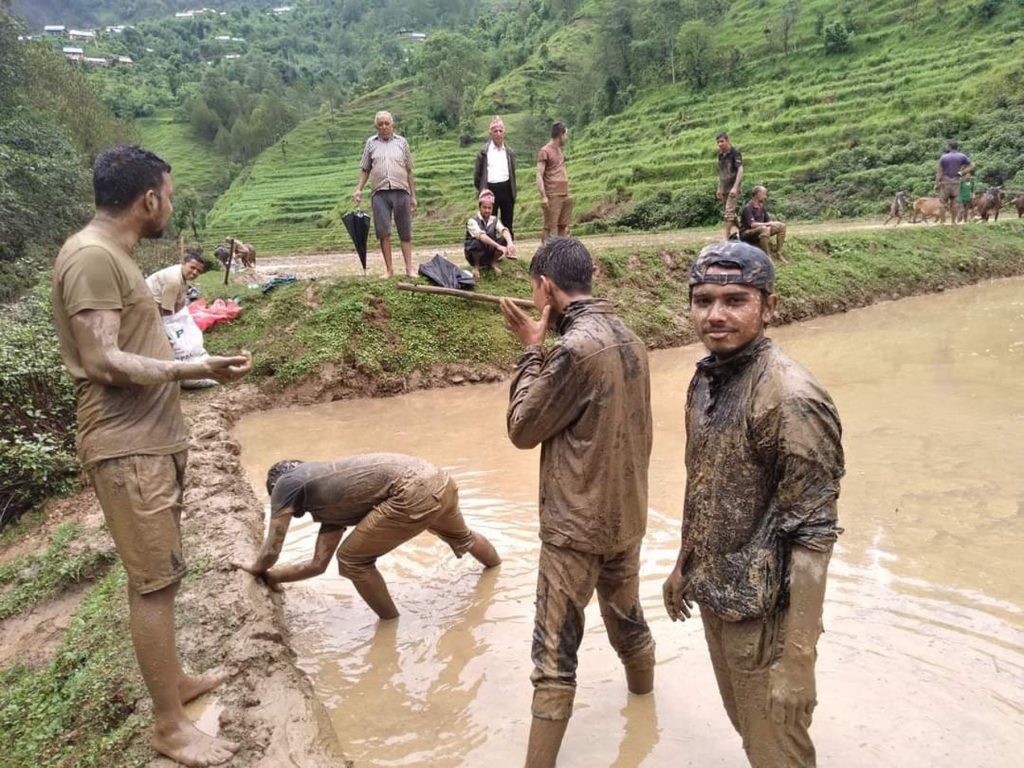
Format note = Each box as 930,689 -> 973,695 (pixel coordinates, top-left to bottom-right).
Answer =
753,185 -> 768,197
374,110 -> 393,126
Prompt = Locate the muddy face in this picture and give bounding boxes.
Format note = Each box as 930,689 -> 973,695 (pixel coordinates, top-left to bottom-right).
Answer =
691,274 -> 776,357
235,277 -> 1024,767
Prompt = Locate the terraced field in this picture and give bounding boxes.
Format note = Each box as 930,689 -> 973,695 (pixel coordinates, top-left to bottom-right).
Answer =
135,109 -> 224,199
203,0 -> 1024,255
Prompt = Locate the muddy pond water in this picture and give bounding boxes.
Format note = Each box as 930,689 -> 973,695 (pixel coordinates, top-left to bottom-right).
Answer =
235,277 -> 1024,768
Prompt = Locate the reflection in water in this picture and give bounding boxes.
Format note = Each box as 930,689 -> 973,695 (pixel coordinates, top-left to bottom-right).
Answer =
237,277 -> 1024,767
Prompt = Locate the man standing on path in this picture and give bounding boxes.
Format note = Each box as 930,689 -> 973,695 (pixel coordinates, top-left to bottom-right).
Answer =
52,145 -> 253,767
474,115 -> 518,237
739,186 -> 787,261
663,242 -> 844,768
716,132 -> 744,240
536,121 -> 573,242
235,453 -> 501,618
500,238 -> 656,768
353,110 -> 418,277
146,250 -> 205,315
935,140 -> 972,225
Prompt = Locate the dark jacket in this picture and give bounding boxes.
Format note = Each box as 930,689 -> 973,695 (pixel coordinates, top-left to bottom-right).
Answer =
474,141 -> 517,199
507,299 -> 652,554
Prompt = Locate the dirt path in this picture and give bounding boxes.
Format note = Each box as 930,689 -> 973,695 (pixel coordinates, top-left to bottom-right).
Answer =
242,219 -> 895,281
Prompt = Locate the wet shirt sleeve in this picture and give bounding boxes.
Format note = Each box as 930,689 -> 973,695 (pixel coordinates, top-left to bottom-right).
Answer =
270,473 -> 306,518
61,247 -> 125,316
506,343 -> 584,449
755,396 -> 844,551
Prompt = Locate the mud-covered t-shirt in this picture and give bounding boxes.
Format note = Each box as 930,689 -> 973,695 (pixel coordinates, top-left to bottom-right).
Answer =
537,141 -> 569,196
52,229 -> 187,468
717,146 -> 743,191
507,300 -> 652,554
681,338 -> 844,622
270,453 -> 440,525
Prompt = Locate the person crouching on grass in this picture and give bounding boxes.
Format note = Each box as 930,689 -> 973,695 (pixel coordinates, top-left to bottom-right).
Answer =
234,453 -> 501,619
465,189 -> 517,280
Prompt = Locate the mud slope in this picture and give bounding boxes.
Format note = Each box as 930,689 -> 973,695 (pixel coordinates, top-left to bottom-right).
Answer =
151,390 -> 347,768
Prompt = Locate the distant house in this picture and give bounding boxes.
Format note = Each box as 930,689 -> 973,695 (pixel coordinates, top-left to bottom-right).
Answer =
174,11 -> 194,18
44,25 -> 66,36
105,25 -> 129,34
272,6 -> 293,15
68,29 -> 97,41
399,31 -> 427,41
214,35 -> 231,41
224,54 -> 241,60
83,57 -> 109,67
114,55 -> 134,66
62,47 -> 84,61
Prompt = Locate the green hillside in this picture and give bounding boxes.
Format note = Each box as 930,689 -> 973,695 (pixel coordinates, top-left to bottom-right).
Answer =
202,0 -> 1024,254
135,109 -> 224,198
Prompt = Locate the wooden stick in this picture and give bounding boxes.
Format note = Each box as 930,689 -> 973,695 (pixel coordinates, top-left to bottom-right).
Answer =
396,283 -> 534,309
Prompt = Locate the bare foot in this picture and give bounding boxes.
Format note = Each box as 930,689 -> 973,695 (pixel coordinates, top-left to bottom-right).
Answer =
180,668 -> 234,705
472,267 -> 481,280
492,264 -> 503,276
152,719 -> 239,767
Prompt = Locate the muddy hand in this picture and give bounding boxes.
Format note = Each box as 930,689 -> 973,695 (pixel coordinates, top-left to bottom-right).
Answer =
500,299 -> 551,347
662,568 -> 693,621
768,654 -> 816,728
205,350 -> 252,383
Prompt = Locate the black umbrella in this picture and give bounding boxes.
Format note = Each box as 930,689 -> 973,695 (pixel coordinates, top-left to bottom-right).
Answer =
418,253 -> 476,290
342,210 -> 371,272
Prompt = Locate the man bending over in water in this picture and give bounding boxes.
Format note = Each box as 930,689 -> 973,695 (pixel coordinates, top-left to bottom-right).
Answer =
236,453 -> 501,619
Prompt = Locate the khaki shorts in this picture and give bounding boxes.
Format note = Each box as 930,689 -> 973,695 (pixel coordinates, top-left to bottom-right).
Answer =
722,191 -> 739,224
90,452 -> 188,594
336,471 -> 475,576
938,179 -> 960,205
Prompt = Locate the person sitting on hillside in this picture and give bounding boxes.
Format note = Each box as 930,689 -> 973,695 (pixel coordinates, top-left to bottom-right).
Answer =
146,250 -> 206,315
234,453 -> 502,620
464,189 -> 517,280
739,185 -> 787,262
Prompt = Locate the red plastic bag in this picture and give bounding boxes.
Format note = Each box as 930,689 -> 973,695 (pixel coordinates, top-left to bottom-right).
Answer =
188,298 -> 242,331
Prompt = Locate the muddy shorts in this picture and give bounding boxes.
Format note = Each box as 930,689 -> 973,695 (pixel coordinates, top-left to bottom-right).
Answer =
722,190 -> 739,224
90,452 -> 188,594
530,541 -> 656,720
702,607 -> 818,768
371,189 -> 413,242
336,470 -> 474,577
938,178 -> 960,205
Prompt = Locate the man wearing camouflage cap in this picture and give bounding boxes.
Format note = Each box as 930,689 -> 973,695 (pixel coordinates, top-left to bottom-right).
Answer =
663,242 -> 844,767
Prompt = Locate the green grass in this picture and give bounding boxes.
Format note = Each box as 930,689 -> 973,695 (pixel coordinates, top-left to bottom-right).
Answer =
200,223 -> 1024,389
136,108 -> 225,200
197,0 -> 1024,255
0,568 -> 151,768
0,523 -> 116,621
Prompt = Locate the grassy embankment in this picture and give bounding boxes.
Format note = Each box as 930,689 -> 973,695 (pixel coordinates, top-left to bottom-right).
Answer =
200,223 -> 1024,394
196,0 -> 1023,256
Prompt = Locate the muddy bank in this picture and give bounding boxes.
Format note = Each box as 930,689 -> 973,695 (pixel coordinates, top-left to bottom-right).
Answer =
0,391 -> 347,767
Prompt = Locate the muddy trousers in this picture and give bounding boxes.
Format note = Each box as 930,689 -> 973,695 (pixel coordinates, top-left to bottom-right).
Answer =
701,608 -> 817,768
530,541 -> 656,720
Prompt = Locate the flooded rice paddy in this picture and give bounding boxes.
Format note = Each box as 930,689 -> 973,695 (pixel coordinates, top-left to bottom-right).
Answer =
235,277 -> 1024,767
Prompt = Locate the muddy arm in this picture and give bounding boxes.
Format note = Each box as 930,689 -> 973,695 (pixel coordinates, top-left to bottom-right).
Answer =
245,512 -> 293,573
769,544 -> 831,726
506,343 -> 583,449
265,526 -> 346,586
72,309 -> 251,386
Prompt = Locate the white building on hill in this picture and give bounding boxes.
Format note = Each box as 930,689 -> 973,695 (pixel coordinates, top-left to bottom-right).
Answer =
68,29 -> 97,41
44,25 -> 66,36
62,47 -> 84,61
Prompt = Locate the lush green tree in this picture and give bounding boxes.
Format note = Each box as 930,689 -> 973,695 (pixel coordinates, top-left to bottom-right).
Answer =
677,20 -> 719,90
415,31 -> 484,126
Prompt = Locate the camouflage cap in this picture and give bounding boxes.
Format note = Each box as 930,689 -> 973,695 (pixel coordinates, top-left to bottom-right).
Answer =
689,241 -> 775,294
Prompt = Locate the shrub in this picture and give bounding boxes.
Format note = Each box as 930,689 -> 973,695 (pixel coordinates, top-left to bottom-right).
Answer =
823,22 -> 853,54
0,283 -> 78,529
615,188 -> 721,231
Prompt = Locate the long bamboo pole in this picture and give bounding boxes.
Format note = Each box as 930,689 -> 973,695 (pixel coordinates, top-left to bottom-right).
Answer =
396,283 -> 535,309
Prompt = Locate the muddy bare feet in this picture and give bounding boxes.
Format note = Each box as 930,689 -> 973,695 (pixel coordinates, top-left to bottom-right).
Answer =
152,720 -> 239,767
180,668 -> 234,705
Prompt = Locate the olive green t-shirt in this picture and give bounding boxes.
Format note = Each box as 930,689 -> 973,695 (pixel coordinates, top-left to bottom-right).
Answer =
52,228 -> 188,468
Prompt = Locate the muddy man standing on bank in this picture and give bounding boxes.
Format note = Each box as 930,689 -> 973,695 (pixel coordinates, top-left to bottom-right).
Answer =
663,242 -> 844,768
235,453 -> 501,618
500,237 -> 656,768
52,145 -> 253,768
